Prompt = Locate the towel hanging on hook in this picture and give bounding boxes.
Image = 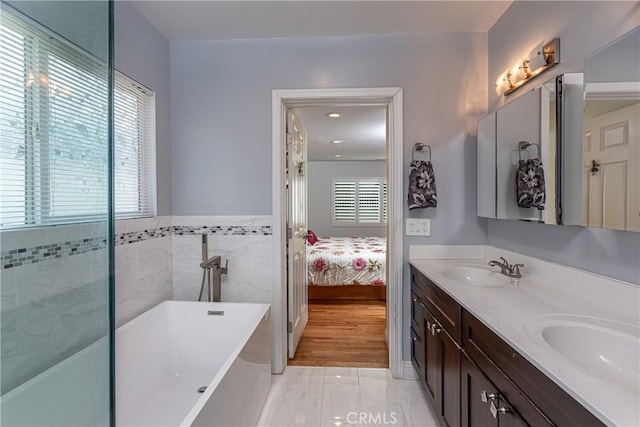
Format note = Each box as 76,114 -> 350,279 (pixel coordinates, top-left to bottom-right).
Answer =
408,142 -> 437,209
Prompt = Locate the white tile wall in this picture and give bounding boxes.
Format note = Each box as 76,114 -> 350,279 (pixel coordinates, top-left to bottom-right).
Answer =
115,215 -> 272,327
0,223 -> 110,393
171,215 -> 272,304
115,216 -> 173,326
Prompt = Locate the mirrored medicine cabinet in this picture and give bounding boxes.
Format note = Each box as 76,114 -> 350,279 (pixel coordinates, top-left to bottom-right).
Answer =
582,27 -> 639,232
477,26 -> 639,233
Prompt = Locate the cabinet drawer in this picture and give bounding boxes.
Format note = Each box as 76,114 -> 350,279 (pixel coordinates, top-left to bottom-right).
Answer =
463,310 -> 604,427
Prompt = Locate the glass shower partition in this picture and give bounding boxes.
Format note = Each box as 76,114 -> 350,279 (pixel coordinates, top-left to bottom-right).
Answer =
0,1 -> 113,425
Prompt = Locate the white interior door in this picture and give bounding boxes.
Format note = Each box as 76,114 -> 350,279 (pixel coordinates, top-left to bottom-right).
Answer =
583,102 -> 640,231
287,109 -> 308,358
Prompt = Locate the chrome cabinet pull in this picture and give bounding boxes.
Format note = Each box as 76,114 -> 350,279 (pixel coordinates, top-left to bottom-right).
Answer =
490,402 -> 512,419
412,297 -> 418,303
430,323 -> 442,335
480,390 -> 498,403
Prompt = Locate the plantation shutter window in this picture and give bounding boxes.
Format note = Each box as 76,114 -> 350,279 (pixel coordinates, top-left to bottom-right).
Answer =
357,180 -> 381,223
332,180 -> 356,223
332,177 -> 387,226
0,7 -> 156,228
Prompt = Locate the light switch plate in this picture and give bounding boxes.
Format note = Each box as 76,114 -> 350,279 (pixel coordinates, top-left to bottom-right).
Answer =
406,218 -> 431,236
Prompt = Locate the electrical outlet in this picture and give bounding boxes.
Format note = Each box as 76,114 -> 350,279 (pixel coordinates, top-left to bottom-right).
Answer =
406,219 -> 431,236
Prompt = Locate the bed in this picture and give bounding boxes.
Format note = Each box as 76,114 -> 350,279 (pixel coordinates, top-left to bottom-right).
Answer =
307,237 -> 387,300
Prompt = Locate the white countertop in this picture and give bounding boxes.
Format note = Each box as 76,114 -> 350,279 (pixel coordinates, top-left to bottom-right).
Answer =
409,246 -> 639,427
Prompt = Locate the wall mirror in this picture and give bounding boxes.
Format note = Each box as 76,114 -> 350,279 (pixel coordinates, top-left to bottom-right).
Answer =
583,27 -> 640,232
478,72 -> 585,224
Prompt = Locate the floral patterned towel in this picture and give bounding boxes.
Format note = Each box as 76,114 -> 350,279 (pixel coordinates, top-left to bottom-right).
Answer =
516,159 -> 545,210
307,237 -> 386,286
408,160 -> 437,210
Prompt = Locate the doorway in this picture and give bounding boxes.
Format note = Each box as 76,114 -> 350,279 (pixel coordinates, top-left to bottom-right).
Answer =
271,88 -> 403,377
288,105 -> 389,368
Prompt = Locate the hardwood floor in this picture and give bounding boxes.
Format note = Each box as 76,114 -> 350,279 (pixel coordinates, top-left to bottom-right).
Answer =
288,299 -> 388,368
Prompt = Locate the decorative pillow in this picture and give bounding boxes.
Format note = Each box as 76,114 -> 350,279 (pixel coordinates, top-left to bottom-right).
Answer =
307,229 -> 318,245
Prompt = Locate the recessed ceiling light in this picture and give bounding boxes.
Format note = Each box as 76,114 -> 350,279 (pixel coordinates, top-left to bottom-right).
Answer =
334,154 -> 342,158
331,140 -> 344,144
328,112 -> 341,118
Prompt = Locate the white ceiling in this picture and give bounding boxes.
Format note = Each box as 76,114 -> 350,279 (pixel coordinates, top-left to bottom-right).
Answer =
131,1 -> 513,42
294,105 -> 387,161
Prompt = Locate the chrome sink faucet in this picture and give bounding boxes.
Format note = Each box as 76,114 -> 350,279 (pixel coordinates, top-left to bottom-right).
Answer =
488,257 -> 524,278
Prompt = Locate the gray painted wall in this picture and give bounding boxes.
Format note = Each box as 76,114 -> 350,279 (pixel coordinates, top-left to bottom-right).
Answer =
114,2 -> 172,216
487,1 -> 640,285
308,160 -> 386,238
170,32 -> 489,360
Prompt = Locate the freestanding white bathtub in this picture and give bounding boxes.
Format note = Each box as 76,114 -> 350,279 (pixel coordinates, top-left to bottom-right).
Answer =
116,301 -> 272,427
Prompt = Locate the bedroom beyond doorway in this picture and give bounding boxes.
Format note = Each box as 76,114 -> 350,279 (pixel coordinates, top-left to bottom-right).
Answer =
287,104 -> 389,368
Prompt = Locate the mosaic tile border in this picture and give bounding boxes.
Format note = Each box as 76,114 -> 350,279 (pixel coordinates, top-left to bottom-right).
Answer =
1,237 -> 107,270
172,225 -> 272,236
2,224 -> 272,269
116,226 -> 172,246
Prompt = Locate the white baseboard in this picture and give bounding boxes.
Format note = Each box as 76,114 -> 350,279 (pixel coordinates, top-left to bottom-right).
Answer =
401,361 -> 418,380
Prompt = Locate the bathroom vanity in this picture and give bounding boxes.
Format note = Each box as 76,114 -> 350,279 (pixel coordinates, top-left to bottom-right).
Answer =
409,247 -> 639,427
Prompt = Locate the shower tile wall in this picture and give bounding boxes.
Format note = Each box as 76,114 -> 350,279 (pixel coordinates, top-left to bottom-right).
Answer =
115,216 -> 173,326
0,223 -> 109,393
171,216 -> 273,304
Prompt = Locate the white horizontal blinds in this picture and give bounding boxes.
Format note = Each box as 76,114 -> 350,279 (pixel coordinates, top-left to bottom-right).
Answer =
332,179 -> 356,223
0,7 -> 109,227
114,73 -> 155,219
0,22 -> 26,226
357,180 -> 381,223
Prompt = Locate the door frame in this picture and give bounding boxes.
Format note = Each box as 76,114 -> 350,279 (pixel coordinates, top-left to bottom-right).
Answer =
271,87 -> 404,377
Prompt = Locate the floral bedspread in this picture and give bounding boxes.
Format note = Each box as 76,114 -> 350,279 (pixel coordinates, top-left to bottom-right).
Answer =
307,237 -> 386,286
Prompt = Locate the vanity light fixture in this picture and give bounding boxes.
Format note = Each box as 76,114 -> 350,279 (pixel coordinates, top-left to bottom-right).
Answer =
331,140 -> 344,144
328,112 -> 342,118
334,154 -> 342,158
495,38 -> 560,96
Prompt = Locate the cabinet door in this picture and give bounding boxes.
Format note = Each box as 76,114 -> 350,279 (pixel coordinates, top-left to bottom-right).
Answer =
423,310 -> 439,403
477,111 -> 497,218
496,88 -> 543,221
461,354 -> 498,427
410,326 -> 425,383
438,325 -> 461,427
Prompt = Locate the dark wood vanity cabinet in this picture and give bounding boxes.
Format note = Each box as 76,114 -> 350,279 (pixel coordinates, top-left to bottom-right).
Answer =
412,273 -> 461,427
410,265 -> 605,427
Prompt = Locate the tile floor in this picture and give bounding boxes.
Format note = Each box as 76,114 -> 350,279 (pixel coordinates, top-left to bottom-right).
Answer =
258,367 -> 439,427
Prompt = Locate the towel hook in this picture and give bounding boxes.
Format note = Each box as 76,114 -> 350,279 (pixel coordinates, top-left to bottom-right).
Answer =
412,143 -> 431,162
518,141 -> 541,161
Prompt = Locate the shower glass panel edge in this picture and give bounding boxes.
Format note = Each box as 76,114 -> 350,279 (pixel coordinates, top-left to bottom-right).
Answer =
0,1 -> 113,425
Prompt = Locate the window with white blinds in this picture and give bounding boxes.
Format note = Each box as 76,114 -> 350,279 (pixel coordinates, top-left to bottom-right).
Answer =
114,73 -> 155,220
0,8 -> 155,228
332,177 -> 387,226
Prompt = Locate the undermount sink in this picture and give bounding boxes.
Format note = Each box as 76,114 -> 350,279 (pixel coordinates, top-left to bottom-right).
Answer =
526,314 -> 640,394
441,266 -> 509,287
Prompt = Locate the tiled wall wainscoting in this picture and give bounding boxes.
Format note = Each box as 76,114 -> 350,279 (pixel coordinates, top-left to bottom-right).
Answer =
115,217 -> 173,326
0,223 -> 110,393
171,216 -> 273,304
114,216 -> 273,325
